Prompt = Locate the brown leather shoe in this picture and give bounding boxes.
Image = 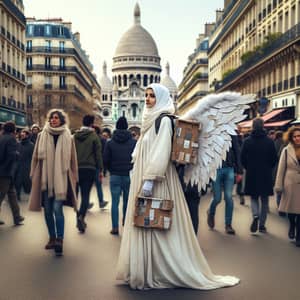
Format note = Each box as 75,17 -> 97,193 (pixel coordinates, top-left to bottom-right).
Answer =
45,237 -> 56,250
207,210 -> 215,229
225,224 -> 236,235
54,238 -> 63,256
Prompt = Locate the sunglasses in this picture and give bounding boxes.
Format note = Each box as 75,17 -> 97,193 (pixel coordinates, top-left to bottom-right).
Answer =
145,93 -> 155,98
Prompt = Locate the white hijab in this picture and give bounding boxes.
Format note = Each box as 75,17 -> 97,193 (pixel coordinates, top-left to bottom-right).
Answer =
141,83 -> 175,134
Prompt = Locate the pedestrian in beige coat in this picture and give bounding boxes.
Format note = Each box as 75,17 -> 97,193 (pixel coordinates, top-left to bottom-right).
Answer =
275,126 -> 300,247
29,109 -> 78,256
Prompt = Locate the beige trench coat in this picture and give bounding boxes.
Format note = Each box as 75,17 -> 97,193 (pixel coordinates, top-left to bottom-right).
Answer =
275,143 -> 300,213
29,135 -> 78,211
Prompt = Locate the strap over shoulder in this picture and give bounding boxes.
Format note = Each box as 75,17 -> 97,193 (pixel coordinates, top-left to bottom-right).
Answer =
155,113 -> 176,135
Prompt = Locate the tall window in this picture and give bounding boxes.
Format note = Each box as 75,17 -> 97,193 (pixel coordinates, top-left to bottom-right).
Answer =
26,40 -> 32,51
132,103 -> 138,118
59,76 -> 66,88
26,57 -> 32,69
45,25 -> 51,36
45,57 -> 51,69
59,95 -> 65,107
59,41 -> 65,53
45,95 -> 51,107
59,57 -> 65,69
45,40 -> 51,52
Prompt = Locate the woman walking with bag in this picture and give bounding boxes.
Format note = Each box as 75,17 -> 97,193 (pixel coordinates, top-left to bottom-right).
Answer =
29,109 -> 78,256
116,83 -> 239,290
275,126 -> 300,247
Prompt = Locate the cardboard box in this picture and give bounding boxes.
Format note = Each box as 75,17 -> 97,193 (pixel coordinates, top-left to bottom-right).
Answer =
134,196 -> 173,230
171,119 -> 200,164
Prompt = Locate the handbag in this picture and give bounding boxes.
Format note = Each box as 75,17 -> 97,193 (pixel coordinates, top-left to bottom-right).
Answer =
133,182 -> 174,230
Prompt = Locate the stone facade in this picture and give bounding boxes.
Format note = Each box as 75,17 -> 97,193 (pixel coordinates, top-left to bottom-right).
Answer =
0,0 -> 26,128
209,0 -> 300,126
177,24 -> 214,115
26,18 -> 101,130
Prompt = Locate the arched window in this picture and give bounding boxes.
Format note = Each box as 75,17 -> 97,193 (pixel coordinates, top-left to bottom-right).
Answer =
121,105 -> 127,117
143,74 -> 148,87
130,83 -> 138,97
123,74 -> 127,87
131,103 -> 138,118
154,76 -> 158,83
129,74 -> 134,81
150,75 -> 154,84
118,75 -> 122,87
137,74 -> 141,83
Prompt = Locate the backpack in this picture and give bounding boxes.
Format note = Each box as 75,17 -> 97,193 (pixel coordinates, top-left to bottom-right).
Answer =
154,113 -> 200,165
154,113 -> 176,136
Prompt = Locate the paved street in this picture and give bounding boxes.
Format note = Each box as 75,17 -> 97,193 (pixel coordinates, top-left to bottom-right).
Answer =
0,178 -> 299,300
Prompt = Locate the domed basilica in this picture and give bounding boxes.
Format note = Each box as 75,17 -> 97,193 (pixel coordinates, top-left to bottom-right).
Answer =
100,3 -> 177,133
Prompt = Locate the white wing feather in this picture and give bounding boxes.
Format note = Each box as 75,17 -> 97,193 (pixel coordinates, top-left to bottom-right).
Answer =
181,91 -> 255,191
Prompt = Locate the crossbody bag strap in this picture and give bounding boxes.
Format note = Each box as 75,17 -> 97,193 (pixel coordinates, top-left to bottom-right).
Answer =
282,148 -> 287,188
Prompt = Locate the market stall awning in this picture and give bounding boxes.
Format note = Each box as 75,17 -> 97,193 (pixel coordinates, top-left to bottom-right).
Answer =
261,108 -> 286,121
264,119 -> 293,127
238,108 -> 288,128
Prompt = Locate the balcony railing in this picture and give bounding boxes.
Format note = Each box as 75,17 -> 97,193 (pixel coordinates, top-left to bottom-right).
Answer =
209,0 -> 249,53
28,64 -> 93,94
44,84 -> 52,89
3,0 -> 26,23
217,23 -> 300,90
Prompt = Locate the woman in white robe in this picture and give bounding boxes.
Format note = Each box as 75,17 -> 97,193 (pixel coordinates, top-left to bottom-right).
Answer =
116,83 -> 239,290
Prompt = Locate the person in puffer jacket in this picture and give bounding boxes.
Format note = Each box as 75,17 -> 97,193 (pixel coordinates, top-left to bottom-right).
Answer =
103,116 -> 136,235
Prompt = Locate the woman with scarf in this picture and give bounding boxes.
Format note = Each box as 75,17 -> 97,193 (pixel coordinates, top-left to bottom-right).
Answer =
29,109 -> 78,256
275,126 -> 300,247
116,83 -> 239,290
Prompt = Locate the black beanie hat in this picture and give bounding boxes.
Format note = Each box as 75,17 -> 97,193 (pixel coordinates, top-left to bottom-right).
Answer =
116,116 -> 128,130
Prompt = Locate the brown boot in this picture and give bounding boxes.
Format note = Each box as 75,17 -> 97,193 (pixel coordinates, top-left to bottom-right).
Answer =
54,238 -> 63,256
45,237 -> 56,250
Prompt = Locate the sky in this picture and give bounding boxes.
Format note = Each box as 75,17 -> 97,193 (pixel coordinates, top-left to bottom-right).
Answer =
22,0 -> 224,86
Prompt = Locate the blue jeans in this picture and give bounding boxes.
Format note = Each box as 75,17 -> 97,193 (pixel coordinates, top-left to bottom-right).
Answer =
251,196 -> 268,226
43,192 -> 64,239
110,175 -> 130,229
208,167 -> 235,225
95,168 -> 105,206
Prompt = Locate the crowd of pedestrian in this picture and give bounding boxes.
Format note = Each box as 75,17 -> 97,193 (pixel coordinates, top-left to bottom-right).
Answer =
0,84 -> 300,290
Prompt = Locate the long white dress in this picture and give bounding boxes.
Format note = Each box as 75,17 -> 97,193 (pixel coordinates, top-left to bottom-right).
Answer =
116,116 -> 240,290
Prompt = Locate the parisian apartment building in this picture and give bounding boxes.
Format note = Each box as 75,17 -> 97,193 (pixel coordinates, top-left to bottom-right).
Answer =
208,0 -> 300,129
177,23 -> 216,115
26,18 -> 101,129
0,0 -> 26,128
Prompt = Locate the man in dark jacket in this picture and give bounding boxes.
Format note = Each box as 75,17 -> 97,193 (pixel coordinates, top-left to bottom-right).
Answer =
0,121 -> 24,225
207,135 -> 243,235
74,115 -> 103,233
88,125 -> 108,210
103,117 -> 136,235
14,128 -> 34,201
241,118 -> 277,233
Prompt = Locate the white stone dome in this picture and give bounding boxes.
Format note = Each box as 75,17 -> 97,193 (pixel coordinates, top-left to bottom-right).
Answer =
161,62 -> 178,93
114,3 -> 159,58
99,61 -> 112,92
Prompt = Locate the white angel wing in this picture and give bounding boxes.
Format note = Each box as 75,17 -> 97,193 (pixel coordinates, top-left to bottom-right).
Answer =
181,91 -> 255,191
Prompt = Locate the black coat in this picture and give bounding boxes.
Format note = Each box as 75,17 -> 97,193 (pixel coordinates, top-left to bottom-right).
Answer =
0,133 -> 17,178
14,138 -> 34,193
241,129 -> 277,197
103,129 -> 136,176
